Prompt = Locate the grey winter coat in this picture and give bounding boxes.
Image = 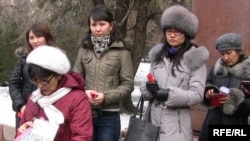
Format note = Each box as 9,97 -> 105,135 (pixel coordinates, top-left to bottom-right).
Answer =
73,41 -> 134,110
140,43 -> 209,141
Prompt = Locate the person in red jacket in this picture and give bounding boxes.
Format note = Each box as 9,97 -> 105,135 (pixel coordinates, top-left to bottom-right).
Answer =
17,46 -> 93,141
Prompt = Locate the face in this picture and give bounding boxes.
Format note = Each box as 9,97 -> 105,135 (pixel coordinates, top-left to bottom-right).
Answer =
29,30 -> 46,49
90,17 -> 113,37
220,50 -> 240,67
165,28 -> 185,48
31,74 -> 60,95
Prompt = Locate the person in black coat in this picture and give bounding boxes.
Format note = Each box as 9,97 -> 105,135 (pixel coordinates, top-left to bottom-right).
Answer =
8,22 -> 58,131
199,33 -> 250,141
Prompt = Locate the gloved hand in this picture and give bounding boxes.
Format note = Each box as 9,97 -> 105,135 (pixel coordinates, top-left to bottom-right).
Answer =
153,88 -> 169,101
146,81 -> 159,93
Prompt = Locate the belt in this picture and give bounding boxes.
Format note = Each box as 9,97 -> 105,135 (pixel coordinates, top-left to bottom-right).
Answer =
92,110 -> 119,118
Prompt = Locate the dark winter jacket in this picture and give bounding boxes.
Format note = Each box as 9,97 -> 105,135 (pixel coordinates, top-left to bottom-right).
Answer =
199,56 -> 250,141
19,71 -> 93,141
9,56 -> 37,112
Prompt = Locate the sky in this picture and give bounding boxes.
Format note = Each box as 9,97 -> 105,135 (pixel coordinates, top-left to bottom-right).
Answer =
0,62 -> 151,131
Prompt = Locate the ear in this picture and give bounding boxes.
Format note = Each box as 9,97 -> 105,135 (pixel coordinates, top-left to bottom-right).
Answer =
109,21 -> 114,32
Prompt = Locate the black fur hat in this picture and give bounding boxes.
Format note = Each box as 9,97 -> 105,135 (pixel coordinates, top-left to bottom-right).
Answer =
216,33 -> 242,51
160,4 -> 199,39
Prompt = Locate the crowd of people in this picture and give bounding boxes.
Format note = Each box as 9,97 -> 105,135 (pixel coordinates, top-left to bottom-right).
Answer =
6,3 -> 250,141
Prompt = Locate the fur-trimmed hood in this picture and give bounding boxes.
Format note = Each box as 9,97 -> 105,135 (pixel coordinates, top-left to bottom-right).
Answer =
148,43 -> 209,71
214,56 -> 250,78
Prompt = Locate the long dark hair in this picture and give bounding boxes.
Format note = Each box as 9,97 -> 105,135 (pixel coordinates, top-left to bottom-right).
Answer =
25,22 -> 58,53
81,6 -> 123,49
154,33 -> 197,77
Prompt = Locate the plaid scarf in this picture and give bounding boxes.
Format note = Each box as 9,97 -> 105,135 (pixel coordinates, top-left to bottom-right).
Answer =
91,35 -> 110,58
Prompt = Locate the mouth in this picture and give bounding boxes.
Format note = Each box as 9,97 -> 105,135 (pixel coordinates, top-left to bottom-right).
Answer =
169,39 -> 176,42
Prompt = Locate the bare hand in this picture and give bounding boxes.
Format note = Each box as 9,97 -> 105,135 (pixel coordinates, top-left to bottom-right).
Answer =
86,90 -> 105,105
205,89 -> 214,99
218,95 -> 229,104
18,121 -> 34,133
20,105 -> 26,113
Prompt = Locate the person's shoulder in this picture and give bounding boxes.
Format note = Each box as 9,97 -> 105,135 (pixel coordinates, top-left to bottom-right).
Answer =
15,46 -> 28,58
183,45 -> 209,70
148,43 -> 164,62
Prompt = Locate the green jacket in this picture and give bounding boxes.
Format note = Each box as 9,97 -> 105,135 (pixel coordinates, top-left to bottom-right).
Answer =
73,41 -> 134,110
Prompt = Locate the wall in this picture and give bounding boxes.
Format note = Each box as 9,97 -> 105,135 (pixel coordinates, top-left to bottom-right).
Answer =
190,0 -> 250,133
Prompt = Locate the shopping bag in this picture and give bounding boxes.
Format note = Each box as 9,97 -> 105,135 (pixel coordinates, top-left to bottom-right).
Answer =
124,97 -> 159,141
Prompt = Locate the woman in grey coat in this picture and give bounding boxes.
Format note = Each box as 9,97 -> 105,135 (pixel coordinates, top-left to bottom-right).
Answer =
140,4 -> 209,141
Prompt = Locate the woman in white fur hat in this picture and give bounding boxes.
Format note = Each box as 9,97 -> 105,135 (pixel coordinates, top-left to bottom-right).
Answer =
16,46 -> 93,141
140,4 -> 209,141
199,33 -> 250,141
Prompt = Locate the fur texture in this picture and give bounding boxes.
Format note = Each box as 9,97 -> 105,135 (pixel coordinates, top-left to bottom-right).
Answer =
214,57 -> 250,78
216,33 -> 242,51
223,88 -> 244,115
161,4 -> 198,39
148,43 -> 209,71
27,46 -> 70,74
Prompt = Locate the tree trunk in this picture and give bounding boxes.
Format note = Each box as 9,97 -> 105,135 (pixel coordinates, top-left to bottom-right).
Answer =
112,0 -> 137,114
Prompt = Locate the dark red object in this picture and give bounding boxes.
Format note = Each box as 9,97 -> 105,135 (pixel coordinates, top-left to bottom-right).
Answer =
210,93 -> 227,107
91,92 -> 97,99
147,73 -> 155,83
18,112 -> 22,118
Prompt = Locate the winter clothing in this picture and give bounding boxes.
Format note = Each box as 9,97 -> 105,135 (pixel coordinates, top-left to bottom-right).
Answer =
199,56 -> 250,141
19,71 -> 93,141
153,88 -> 169,101
223,88 -> 244,115
9,54 -> 37,129
140,43 -> 209,141
27,46 -> 70,74
216,33 -> 242,51
146,81 -> 159,93
73,41 -> 134,110
161,4 -> 198,39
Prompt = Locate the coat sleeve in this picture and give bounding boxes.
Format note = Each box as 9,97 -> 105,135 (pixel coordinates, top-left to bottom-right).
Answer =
166,64 -> 207,107
103,50 -> 134,106
73,47 -> 85,76
70,92 -> 93,141
237,96 -> 250,114
202,66 -> 215,106
8,58 -> 26,112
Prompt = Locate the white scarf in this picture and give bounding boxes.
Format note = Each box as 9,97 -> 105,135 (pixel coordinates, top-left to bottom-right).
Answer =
31,87 -> 72,124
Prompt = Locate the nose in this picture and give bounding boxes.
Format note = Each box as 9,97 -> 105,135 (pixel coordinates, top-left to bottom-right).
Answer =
33,37 -> 38,43
223,54 -> 229,60
95,25 -> 102,32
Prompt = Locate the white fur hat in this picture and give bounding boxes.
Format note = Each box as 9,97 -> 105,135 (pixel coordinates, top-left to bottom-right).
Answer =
161,4 -> 199,39
26,45 -> 70,74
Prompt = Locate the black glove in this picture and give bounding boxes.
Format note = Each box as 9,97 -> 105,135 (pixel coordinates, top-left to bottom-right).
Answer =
153,88 -> 169,101
146,81 -> 159,93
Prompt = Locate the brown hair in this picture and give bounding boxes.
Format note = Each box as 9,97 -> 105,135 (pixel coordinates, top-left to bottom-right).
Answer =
25,22 -> 57,53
